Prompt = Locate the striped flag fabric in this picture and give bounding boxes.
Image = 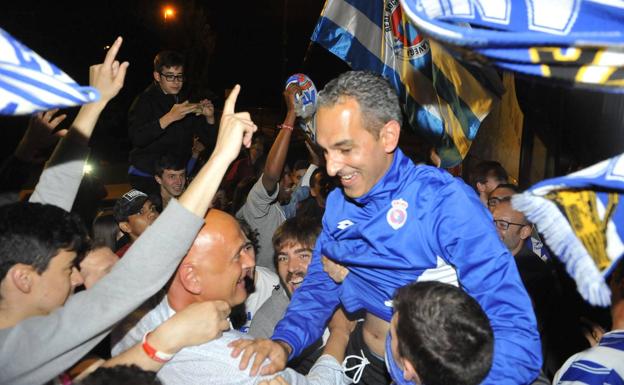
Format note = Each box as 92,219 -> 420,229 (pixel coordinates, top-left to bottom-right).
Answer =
400,0 -> 624,92
0,28 -> 100,116
311,0 -> 501,167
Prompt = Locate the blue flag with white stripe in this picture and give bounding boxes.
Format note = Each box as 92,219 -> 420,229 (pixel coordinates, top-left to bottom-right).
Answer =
311,0 -> 501,167
400,0 -> 624,91
0,28 -> 100,115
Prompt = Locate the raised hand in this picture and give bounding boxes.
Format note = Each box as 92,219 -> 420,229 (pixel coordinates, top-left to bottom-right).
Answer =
15,109 -> 68,162
191,135 -> 206,158
213,85 -> 257,163
165,101 -> 197,125
198,98 -> 215,124
89,36 -> 129,104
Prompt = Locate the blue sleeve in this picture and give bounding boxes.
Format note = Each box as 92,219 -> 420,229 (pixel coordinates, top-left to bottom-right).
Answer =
186,156 -> 197,176
431,182 -> 542,385
271,225 -> 341,359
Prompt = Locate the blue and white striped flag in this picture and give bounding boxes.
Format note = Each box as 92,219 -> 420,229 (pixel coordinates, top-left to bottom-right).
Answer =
311,0 -> 501,167
400,0 -> 624,92
0,28 -> 99,115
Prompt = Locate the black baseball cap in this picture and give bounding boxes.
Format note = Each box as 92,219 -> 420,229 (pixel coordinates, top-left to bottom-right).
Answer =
113,189 -> 149,223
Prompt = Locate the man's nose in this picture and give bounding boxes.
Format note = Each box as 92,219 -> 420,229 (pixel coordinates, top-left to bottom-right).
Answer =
325,153 -> 341,177
70,267 -> 84,288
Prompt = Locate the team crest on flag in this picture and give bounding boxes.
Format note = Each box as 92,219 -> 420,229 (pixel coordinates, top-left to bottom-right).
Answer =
384,0 -> 429,60
311,0 -> 501,167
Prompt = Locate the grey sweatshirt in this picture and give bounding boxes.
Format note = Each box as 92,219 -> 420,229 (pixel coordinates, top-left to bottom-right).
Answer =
0,132 -> 205,385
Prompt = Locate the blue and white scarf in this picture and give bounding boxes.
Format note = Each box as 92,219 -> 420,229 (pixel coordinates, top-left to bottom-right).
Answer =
513,154 -> 624,306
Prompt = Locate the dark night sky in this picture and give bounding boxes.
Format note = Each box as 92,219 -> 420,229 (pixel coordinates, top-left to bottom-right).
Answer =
3,1 -> 623,175
0,0 -> 348,160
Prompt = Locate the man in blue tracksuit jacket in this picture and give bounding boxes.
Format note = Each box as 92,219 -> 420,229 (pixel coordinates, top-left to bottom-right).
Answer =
232,71 -> 541,385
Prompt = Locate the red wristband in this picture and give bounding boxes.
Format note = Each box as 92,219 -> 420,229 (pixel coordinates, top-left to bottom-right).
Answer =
278,123 -> 293,131
142,331 -> 174,363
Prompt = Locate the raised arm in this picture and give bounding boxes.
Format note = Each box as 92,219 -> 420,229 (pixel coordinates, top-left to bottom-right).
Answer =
29,37 -> 129,210
261,85 -> 298,194
0,83 -> 256,385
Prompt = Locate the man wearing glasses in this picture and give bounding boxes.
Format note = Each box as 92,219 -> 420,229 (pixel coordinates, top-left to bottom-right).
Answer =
127,50 -> 216,195
491,198 -> 577,378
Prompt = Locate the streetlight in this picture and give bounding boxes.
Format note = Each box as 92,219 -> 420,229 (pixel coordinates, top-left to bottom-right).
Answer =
163,6 -> 175,21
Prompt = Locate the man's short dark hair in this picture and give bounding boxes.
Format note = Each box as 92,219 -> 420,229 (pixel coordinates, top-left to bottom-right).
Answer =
154,153 -> 186,177
82,365 -> 161,385
394,281 -> 494,385
0,202 -> 90,283
153,50 -> 184,73
469,160 -> 508,189
292,160 -> 310,173
491,183 -> 521,194
318,71 -> 403,135
272,217 -> 321,262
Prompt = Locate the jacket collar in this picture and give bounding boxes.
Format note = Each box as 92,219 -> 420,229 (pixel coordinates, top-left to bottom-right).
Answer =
352,148 -> 412,205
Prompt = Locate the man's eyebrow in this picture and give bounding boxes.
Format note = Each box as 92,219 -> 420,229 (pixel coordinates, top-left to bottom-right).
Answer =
232,240 -> 253,259
294,248 -> 313,254
332,140 -> 353,148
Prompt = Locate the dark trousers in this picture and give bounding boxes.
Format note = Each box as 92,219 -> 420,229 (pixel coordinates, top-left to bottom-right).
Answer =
344,321 -> 392,385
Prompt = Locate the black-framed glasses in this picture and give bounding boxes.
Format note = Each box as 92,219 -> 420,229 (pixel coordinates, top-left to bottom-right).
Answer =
488,195 -> 512,209
159,72 -> 185,82
493,219 -> 528,231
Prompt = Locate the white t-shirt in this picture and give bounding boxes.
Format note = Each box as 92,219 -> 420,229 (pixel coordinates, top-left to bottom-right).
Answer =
239,266 -> 280,333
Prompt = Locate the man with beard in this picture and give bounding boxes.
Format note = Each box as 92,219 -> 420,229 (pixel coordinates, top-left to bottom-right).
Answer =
249,217 -> 321,337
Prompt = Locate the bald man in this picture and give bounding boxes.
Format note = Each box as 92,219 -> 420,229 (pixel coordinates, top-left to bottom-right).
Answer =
112,210 -> 350,385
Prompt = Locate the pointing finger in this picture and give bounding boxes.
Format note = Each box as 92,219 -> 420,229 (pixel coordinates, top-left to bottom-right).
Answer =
103,36 -> 123,67
223,84 -> 241,115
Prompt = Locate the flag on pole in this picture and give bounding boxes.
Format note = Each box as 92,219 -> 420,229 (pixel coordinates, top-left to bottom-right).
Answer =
513,155 -> 624,307
311,0 -> 502,167
400,0 -> 624,92
0,28 -> 99,116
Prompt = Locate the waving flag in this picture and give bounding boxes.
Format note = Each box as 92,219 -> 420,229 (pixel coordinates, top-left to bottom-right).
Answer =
0,28 -> 99,115
311,0 -> 502,167
400,0 -> 624,92
513,155 -> 624,307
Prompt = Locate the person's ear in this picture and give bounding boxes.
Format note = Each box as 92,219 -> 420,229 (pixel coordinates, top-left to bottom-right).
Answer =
154,175 -> 163,186
402,359 -> 421,383
10,264 -> 36,294
380,120 -> 400,153
153,72 -> 160,83
178,262 -> 202,295
118,221 -> 131,234
520,224 -> 532,240
476,182 -> 487,194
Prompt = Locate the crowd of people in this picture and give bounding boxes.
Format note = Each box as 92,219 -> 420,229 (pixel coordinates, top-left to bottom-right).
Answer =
0,35 -> 623,385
